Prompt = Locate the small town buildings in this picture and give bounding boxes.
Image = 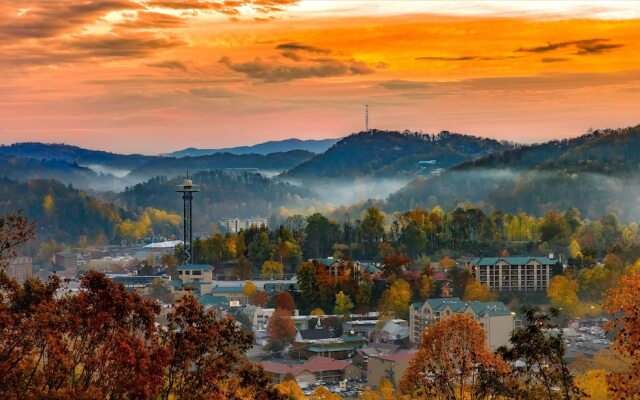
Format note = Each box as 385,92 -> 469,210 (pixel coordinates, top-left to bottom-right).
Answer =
293,333 -> 367,360
177,264 -> 213,284
261,356 -> 361,388
55,252 -> 78,269
3,256 -> 32,284
468,256 -> 557,292
367,350 -> 417,388
410,297 -> 514,350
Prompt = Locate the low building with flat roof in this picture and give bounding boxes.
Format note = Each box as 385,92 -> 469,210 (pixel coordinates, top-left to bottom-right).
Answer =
3,256 -> 32,284
367,350 -> 417,388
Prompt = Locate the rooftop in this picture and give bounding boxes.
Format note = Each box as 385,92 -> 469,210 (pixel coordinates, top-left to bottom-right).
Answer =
177,264 -> 213,271
470,256 -> 557,266
371,350 -> 418,363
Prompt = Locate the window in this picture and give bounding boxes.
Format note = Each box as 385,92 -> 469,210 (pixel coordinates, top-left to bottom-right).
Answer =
192,270 -> 202,276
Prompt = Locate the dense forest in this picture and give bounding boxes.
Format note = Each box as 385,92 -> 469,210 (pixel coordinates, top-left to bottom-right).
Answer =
388,125 -> 640,221
284,130 -> 514,179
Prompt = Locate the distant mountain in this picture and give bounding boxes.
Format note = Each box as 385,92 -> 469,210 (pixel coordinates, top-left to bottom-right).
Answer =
284,130 -> 514,179
127,150 -> 315,181
386,125 -> 640,220
167,138 -> 339,157
116,170 -> 312,228
455,125 -> 640,174
0,143 -> 155,172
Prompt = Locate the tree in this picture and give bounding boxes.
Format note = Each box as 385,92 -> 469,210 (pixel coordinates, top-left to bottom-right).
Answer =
547,275 -> 580,316
161,253 -> 178,279
575,370 -> 609,400
333,291 -> 354,318
267,308 -> 297,353
275,291 -> 296,314
361,207 -> 385,259
309,386 -> 342,400
275,379 -> 306,399
603,270 -> 640,398
310,308 -> 325,316
251,291 -> 270,306
496,307 -> 584,400
379,279 -> 412,319
236,255 -> 253,280
261,260 -> 285,280
382,255 -> 410,278
297,261 -> 319,313
162,293 -> 283,400
438,255 -> 457,270
244,281 -> 257,298
148,277 -> 173,304
463,281 -> 497,302
360,378 -> 408,400
400,313 -> 508,399
603,253 -> 624,275
0,212 -> 35,264
419,275 -> 434,300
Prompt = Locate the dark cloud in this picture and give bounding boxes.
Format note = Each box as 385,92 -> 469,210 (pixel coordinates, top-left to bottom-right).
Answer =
416,56 -> 502,61
276,42 -> 330,54
116,11 -> 187,29
379,80 -> 432,90
147,60 -> 189,71
541,57 -> 570,63
0,1 -> 141,40
219,56 -> 375,82
69,32 -> 185,58
516,38 -> 623,55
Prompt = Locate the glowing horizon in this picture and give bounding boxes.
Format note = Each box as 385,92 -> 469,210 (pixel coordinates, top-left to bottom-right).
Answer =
1,0 -> 639,154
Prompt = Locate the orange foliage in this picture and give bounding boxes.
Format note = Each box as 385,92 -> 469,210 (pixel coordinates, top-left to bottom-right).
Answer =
603,270 -> 640,398
400,313 -> 508,399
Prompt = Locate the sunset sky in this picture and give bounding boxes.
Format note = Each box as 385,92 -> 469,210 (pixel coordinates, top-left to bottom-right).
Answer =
1,0 -> 639,154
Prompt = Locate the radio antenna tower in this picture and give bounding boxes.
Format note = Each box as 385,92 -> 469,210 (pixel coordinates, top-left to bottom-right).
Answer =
365,104 -> 369,132
176,156 -> 199,265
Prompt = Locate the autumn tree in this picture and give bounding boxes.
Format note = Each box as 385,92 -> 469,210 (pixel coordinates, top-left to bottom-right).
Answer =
0,211 -> 35,264
547,275 -> 580,316
382,254 -> 411,278
267,308 -> 297,354
309,386 -> 342,400
297,261 -> 319,313
251,291 -> 270,306
275,379 -> 306,399
379,279 -> 412,319
275,291 -> 296,314
333,291 -> 354,318
575,370 -> 610,400
310,308 -> 325,316
463,281 -> 497,302
602,270 -> 640,398
438,255 -> 457,270
496,307 -> 584,400
400,313 -> 508,399
162,293 -> 283,399
419,274 -> 434,300
360,378 -> 408,400
244,281 -> 258,298
262,260 -> 285,280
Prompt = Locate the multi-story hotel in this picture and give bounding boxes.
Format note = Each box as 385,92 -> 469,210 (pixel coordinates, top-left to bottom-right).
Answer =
409,297 -> 515,350
468,256 -> 557,292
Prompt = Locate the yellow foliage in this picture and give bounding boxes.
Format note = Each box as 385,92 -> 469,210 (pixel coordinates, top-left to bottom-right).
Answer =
575,369 -> 610,400
274,379 -> 306,399
568,239 -> 582,259
42,194 -> 54,213
261,260 -> 284,280
310,308 -> 325,316
359,379 -> 408,400
547,275 -> 580,315
117,207 -> 181,241
243,281 -> 257,297
463,281 -> 497,302
309,386 -> 342,400
379,279 -> 412,319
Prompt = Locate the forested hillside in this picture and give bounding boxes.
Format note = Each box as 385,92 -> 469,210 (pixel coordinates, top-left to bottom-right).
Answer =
388,125 -> 640,221
0,177 -> 122,243
116,171 -> 312,229
168,138 -> 338,157
127,150 -> 315,181
285,130 -> 513,179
